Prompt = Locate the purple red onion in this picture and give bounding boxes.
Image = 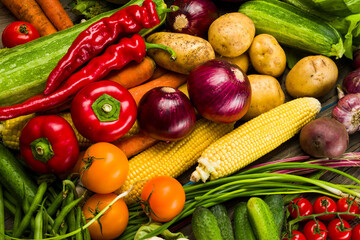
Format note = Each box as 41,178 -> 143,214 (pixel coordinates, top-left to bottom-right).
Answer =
187,59 -> 251,123
166,0 -> 219,37
332,93 -> 360,134
342,68 -> 360,94
353,46 -> 360,69
137,86 -> 196,141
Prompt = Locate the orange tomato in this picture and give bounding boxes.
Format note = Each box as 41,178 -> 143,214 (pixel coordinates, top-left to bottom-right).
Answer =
82,193 -> 129,240
80,142 -> 129,194
140,176 -> 185,222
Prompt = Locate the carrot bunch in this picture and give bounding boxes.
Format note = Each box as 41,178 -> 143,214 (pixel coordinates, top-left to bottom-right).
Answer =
1,0 -> 73,36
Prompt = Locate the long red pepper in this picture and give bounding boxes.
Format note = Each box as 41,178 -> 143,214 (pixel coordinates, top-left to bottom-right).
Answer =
0,34 -> 146,121
43,0 -> 161,96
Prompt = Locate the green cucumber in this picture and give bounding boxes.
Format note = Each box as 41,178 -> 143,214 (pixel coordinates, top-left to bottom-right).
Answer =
264,195 -> 285,237
0,144 -> 37,203
210,204 -> 235,240
233,202 -> 256,240
238,0 -> 345,58
192,206 -> 223,240
0,0 -> 166,107
247,197 -> 279,240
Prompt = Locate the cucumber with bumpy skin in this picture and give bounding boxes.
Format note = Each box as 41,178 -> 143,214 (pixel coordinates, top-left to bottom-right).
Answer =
238,0 -> 345,58
210,204 -> 235,240
192,206 -> 223,240
264,194 -> 285,237
233,202 -> 256,240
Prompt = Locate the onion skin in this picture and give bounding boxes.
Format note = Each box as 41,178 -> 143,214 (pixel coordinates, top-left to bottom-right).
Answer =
353,46 -> 360,69
166,0 -> 219,37
342,68 -> 360,94
137,87 -> 196,141
299,117 -> 349,158
187,59 -> 251,123
332,93 -> 360,134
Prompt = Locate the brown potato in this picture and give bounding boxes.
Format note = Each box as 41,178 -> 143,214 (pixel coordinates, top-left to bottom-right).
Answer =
216,52 -> 250,73
242,74 -> 285,121
208,12 -> 255,57
285,55 -> 338,98
146,32 -> 215,74
249,34 -> 286,77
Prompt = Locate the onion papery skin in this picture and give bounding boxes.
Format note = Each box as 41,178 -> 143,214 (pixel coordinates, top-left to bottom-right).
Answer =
137,87 -> 197,141
332,93 -> 360,134
342,68 -> 360,94
166,0 -> 219,37
187,59 -> 251,123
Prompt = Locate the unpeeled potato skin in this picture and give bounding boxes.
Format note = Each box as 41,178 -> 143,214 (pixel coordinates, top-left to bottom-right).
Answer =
242,74 -> 285,121
208,12 -> 255,58
216,52 -> 250,73
146,32 -> 215,75
285,55 -> 338,98
249,34 -> 286,77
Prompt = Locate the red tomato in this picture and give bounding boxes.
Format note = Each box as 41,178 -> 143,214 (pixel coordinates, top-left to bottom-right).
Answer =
303,220 -> 328,240
82,193 -> 129,240
288,197 -> 313,219
283,230 -> 307,240
336,197 -> 359,221
140,176 -> 185,222
2,21 -> 40,48
352,224 -> 360,239
313,196 -> 337,221
327,218 -> 351,240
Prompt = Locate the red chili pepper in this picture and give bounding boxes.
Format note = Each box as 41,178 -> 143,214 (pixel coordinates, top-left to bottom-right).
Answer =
43,0 -> 160,95
0,34 -> 146,121
19,115 -> 79,174
71,80 -> 137,142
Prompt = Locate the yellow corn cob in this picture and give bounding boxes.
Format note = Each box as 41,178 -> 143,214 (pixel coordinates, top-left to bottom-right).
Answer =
0,112 -> 140,150
190,97 -> 322,183
115,118 -> 235,204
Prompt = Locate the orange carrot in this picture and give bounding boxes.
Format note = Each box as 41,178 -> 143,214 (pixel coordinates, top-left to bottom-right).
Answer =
1,0 -> 57,36
35,0 -> 74,31
129,71 -> 188,105
148,65 -> 168,80
113,132 -> 159,158
105,56 -> 156,89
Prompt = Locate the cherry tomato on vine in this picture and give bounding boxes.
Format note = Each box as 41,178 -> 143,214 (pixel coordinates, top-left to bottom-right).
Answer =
82,193 -> 129,240
352,224 -> 360,239
337,197 -> 359,220
140,176 -> 185,222
313,196 -> 337,221
2,21 -> 40,48
283,230 -> 307,240
288,197 -> 313,219
80,142 -> 129,194
303,220 -> 327,240
327,218 -> 351,240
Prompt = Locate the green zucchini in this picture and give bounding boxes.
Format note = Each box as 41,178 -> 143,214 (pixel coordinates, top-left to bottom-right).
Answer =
210,204 -> 235,240
0,0 -> 166,107
192,206 -> 223,240
0,144 -> 37,203
238,0 -> 345,58
264,195 -> 285,237
233,202 -> 256,240
247,197 -> 279,240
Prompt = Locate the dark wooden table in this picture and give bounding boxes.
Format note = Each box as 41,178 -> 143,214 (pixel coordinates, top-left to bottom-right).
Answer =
1,1 -> 359,239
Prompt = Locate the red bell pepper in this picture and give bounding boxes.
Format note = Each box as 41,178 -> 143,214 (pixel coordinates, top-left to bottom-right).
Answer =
19,115 -> 80,174
70,80 -> 137,142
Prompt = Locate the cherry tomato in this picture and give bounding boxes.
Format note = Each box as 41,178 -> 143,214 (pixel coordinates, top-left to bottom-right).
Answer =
288,197 -> 313,219
336,197 -> 359,221
80,142 -> 129,194
352,224 -> 360,239
2,21 -> 40,48
313,196 -> 337,221
140,176 -> 185,222
82,193 -> 129,240
303,220 -> 327,240
327,218 -> 351,240
283,230 -> 307,240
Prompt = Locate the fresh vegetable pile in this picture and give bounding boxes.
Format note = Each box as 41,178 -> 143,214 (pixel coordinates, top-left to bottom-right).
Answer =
1,0 -> 360,239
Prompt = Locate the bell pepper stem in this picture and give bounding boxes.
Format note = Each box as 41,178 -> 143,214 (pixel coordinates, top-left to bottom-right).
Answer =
30,138 -> 55,163
91,93 -> 121,122
145,42 -> 177,61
